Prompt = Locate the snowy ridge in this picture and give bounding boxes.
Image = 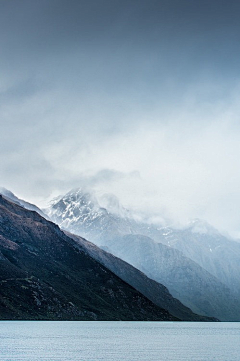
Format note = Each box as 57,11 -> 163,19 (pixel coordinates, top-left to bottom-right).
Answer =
45,187 -> 141,244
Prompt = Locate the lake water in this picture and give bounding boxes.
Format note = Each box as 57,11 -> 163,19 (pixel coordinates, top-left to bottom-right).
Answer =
0,321 -> 239,361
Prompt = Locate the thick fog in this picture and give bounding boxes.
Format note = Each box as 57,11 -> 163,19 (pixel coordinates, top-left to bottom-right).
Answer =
1,0 -> 240,236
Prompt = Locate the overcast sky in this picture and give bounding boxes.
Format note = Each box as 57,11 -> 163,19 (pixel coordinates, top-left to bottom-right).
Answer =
2,0 -> 240,236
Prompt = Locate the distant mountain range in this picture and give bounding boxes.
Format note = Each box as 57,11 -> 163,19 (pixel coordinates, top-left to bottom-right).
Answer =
66,231 -> 214,321
152,222 -> 240,298
44,187 -> 240,321
103,234 -> 239,321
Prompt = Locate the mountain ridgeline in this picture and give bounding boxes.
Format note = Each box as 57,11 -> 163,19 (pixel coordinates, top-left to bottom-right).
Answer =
0,194 -> 179,321
66,231 -> 215,321
45,187 -> 240,321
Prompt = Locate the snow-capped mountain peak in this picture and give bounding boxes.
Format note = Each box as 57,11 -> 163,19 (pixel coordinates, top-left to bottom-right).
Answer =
0,186 -> 47,219
46,187 -> 105,230
44,187 -> 143,244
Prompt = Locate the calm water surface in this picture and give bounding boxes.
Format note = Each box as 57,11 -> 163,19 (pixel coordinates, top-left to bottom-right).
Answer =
0,321 -> 239,361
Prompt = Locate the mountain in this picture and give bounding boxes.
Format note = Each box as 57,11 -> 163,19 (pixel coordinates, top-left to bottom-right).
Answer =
103,234 -> 240,321
149,220 -> 240,297
0,187 -> 47,219
66,231 -> 217,321
45,188 -> 138,243
0,194 -> 178,321
45,188 -> 240,321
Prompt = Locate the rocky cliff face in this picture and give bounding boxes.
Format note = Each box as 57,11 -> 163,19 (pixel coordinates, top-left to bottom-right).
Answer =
0,195 -> 177,321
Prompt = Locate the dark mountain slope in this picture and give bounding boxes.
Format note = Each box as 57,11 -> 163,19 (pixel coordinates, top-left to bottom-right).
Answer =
0,187 -> 47,219
66,232 -> 217,321
0,195 -> 177,321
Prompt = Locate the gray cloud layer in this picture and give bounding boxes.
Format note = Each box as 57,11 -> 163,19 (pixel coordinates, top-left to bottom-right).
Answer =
1,0 -> 240,236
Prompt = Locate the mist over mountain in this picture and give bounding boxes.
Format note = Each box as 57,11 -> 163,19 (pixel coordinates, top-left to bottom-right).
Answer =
0,194 -> 178,321
66,231 -> 215,321
103,234 -> 239,321
149,221 -> 240,298
2,186 -> 240,321
45,187 -> 240,321
45,187 -> 140,244
3,0 -> 240,245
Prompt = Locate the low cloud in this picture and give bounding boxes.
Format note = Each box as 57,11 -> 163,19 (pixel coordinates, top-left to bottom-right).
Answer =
2,1 -> 240,237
